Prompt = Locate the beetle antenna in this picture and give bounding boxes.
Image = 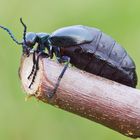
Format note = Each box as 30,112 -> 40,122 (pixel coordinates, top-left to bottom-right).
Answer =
0,25 -> 22,45
20,18 -> 27,45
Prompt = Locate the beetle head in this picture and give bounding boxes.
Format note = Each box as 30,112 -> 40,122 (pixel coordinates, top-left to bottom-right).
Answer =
22,32 -> 37,55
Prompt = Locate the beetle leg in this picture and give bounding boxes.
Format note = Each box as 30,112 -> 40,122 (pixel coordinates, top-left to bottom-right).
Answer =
28,52 -> 49,88
28,52 -> 41,88
52,46 -> 62,62
48,56 -> 70,98
28,51 -> 36,79
47,45 -> 54,59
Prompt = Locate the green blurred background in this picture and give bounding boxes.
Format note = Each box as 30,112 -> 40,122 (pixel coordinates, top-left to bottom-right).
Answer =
0,0 -> 140,140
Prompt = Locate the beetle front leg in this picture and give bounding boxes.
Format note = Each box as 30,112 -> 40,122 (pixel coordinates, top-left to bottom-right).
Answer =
28,51 -> 36,79
48,55 -> 70,98
28,52 -> 49,88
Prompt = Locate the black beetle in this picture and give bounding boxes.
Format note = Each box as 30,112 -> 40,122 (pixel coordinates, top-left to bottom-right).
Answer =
0,18 -> 137,98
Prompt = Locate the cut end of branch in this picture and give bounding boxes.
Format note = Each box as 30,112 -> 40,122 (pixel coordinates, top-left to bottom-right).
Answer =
19,55 -> 42,95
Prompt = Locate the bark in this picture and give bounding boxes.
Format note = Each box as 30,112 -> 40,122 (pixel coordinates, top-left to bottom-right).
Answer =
19,54 -> 140,138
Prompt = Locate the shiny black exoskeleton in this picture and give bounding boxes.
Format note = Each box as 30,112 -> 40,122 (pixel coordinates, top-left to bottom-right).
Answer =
0,19 -> 137,98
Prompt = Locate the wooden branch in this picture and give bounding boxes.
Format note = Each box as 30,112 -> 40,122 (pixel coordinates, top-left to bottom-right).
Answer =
19,54 -> 140,138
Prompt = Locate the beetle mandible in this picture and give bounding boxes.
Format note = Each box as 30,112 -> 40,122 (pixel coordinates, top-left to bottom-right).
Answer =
0,18 -> 137,98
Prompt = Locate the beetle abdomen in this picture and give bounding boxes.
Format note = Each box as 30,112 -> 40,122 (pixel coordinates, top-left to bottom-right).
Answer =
60,27 -> 137,87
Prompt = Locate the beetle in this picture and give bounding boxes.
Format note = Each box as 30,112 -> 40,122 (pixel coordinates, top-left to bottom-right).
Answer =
0,18 -> 137,98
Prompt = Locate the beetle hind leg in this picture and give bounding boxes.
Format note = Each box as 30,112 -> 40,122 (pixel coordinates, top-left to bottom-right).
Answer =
48,56 -> 70,98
